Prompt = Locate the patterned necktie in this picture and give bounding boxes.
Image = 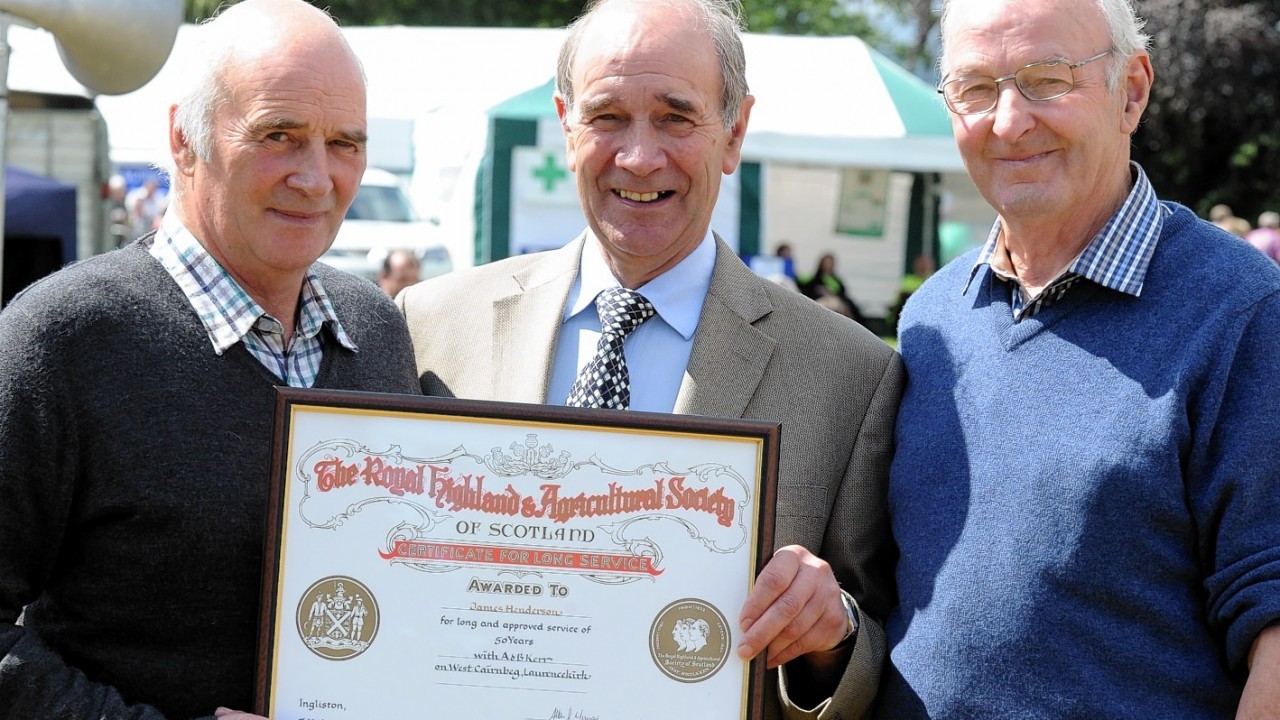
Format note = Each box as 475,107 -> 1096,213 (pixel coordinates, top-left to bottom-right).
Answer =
565,287 -> 656,410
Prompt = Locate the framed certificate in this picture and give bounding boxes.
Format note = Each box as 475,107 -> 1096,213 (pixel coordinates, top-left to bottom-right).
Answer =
256,388 -> 779,720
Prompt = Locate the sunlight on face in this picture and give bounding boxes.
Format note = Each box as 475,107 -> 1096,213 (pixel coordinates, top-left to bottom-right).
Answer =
181,24 -> 367,290
943,0 -> 1133,231
557,2 -> 751,288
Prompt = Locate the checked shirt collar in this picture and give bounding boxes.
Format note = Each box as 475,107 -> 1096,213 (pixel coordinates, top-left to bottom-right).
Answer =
147,211 -> 357,387
964,162 -> 1169,320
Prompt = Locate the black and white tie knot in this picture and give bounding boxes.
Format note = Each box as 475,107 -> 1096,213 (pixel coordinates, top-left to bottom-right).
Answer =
564,287 -> 656,410
597,287 -> 656,337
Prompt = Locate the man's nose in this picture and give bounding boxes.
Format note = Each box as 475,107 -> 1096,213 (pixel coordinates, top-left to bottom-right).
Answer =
614,123 -> 667,176
990,84 -> 1036,139
287,141 -> 336,198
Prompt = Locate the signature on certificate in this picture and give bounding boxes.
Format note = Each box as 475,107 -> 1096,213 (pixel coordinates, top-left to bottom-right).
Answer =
549,706 -> 599,720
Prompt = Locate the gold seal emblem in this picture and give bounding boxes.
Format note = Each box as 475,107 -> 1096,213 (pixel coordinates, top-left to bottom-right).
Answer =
648,598 -> 731,682
295,576 -> 379,660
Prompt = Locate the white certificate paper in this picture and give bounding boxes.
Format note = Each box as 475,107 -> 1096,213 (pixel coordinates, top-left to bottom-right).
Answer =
257,390 -> 778,720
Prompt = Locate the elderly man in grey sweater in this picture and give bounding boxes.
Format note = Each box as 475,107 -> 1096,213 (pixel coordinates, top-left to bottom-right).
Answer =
0,1 -> 419,717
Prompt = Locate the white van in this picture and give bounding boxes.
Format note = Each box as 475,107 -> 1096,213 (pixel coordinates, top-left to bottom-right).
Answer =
320,168 -> 452,282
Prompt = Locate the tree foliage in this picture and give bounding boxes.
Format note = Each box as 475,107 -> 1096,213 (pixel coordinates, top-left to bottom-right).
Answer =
740,1 -> 876,38
1133,0 -> 1280,220
856,0 -> 940,74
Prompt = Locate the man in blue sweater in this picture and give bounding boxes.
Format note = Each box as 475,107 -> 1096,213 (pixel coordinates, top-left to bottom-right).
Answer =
876,0 -> 1280,717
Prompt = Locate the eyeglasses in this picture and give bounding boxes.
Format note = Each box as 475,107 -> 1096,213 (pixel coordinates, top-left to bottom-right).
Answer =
938,50 -> 1112,115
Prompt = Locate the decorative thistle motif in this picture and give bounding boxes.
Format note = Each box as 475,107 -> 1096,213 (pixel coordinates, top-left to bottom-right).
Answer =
482,433 -> 576,479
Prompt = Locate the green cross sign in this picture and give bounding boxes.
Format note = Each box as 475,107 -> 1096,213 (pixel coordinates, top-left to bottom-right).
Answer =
532,153 -> 569,192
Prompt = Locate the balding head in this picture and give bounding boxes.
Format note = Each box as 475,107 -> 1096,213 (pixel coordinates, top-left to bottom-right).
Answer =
171,0 -> 364,170
940,0 -> 1149,89
556,0 -> 748,131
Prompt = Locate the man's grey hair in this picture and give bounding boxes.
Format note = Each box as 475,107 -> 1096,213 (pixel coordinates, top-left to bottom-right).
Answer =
939,0 -> 1151,89
171,16 -> 239,167
555,0 -> 749,131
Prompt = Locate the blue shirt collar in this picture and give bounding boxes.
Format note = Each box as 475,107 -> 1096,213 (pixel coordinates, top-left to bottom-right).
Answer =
567,231 -> 715,341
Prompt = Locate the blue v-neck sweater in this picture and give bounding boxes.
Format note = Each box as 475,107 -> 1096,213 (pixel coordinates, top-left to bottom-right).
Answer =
878,204 -> 1280,718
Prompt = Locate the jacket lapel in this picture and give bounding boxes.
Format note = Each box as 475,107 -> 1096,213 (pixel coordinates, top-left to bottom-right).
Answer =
491,235 -> 584,404
674,237 -> 775,418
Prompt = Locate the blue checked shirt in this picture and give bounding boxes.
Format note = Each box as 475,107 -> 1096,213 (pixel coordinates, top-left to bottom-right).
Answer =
965,163 -> 1171,320
147,212 -> 358,387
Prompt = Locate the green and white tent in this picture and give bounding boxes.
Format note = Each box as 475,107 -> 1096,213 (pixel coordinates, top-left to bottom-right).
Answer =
739,34 -> 959,171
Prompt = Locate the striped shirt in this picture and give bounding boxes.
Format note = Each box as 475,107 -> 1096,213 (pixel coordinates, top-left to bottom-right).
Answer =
146,212 -> 357,387
965,163 -> 1171,320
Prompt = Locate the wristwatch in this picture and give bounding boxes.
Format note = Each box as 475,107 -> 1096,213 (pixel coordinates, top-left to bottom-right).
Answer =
839,592 -> 860,647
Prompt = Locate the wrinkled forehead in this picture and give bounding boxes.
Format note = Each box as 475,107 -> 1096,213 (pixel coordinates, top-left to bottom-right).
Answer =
571,1 -> 714,78
568,6 -> 722,117
941,0 -> 1106,76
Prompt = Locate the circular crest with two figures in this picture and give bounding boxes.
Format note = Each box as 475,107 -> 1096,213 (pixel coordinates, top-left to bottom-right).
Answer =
295,575 -> 379,660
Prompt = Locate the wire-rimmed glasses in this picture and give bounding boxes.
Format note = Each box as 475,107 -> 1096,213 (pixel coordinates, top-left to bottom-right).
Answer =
938,50 -> 1113,115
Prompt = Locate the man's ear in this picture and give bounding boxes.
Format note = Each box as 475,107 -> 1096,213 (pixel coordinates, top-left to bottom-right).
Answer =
554,93 -> 577,173
1121,52 -> 1154,135
168,104 -> 198,176
722,94 -> 755,175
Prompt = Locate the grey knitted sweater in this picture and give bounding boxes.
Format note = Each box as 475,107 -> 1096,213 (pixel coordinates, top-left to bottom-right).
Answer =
0,243 -> 420,718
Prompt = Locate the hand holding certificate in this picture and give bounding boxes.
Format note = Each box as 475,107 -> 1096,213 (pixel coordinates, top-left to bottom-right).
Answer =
257,389 -> 778,720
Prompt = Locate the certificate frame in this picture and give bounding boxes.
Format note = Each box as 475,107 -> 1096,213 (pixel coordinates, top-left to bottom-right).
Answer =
256,388 -> 779,720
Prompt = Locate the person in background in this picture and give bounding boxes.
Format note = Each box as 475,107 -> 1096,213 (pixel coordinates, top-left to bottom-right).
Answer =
1209,202 -> 1234,225
125,177 -> 164,240
0,1 -> 419,717
800,252 -> 869,327
106,173 -> 131,248
378,248 -> 421,298
750,241 -> 799,291
774,241 -> 798,282
886,253 -> 936,334
398,0 -> 903,716
878,0 -> 1280,716
1209,203 -> 1251,238
1225,215 -> 1253,238
1247,210 -> 1280,264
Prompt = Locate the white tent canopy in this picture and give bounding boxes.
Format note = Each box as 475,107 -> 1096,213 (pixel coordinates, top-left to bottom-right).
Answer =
740,34 -> 961,171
